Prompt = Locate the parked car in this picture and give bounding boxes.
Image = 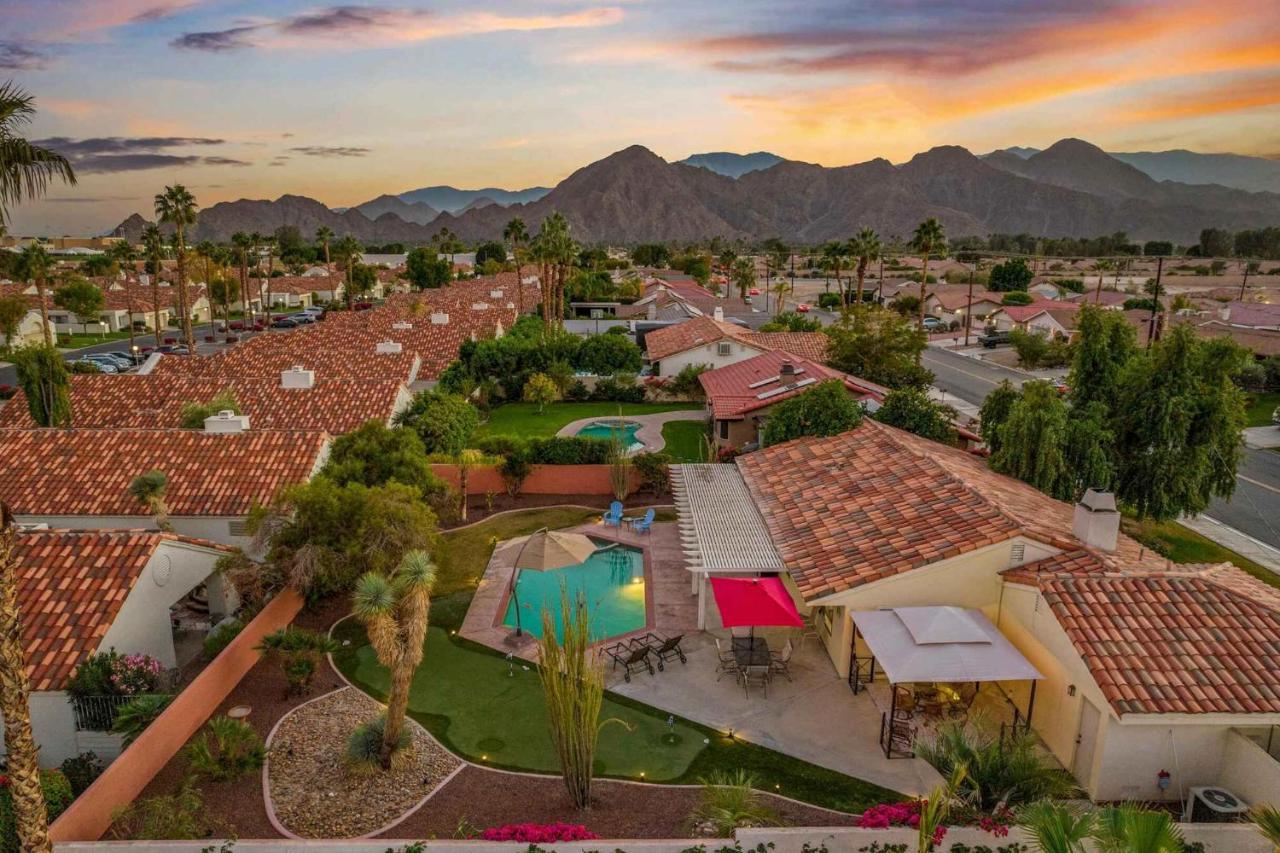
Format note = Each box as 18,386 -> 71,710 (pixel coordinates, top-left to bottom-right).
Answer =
289,313 -> 316,324
84,353 -> 132,371
795,303 -> 811,313
748,288 -> 761,296
303,306 -> 326,317
353,301 -> 374,311
155,344 -> 190,355
228,320 -> 246,331
922,316 -> 946,331
68,358 -> 115,374
99,351 -> 142,368
979,329 -> 1011,348
271,317 -> 299,329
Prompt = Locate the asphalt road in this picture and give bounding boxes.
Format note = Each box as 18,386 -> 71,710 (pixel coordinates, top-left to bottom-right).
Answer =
922,346 -> 1031,407
1206,446 -> 1280,551
0,322 -> 224,385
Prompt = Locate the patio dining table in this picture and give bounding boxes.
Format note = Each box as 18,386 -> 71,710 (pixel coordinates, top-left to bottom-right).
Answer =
732,636 -> 770,668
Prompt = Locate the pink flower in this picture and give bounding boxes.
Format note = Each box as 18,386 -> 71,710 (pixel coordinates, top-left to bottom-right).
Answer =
480,823 -> 599,843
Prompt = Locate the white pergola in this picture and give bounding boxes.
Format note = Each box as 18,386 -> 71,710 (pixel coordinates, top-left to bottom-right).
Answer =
671,464 -> 786,629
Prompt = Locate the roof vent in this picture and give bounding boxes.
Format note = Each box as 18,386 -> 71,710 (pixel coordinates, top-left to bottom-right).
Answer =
204,410 -> 250,433
281,365 -> 315,389
713,307 -> 725,322
471,302 -> 489,311
430,312 -> 449,325
1073,489 -> 1119,553
375,340 -> 403,354
779,360 -> 797,378
490,289 -> 504,298
391,320 -> 413,331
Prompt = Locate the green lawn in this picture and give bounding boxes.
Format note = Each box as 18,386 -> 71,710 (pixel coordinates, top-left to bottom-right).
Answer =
476,402 -> 702,440
57,329 -> 137,350
332,619 -> 902,812
1245,392 -> 1280,428
1123,517 -> 1280,591
660,419 -> 709,462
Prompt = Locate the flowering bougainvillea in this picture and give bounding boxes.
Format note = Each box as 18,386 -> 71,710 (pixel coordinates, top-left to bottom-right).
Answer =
480,823 -> 600,843
853,800 -> 946,847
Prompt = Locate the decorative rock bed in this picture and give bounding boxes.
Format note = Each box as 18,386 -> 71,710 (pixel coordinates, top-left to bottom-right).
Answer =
266,687 -> 461,838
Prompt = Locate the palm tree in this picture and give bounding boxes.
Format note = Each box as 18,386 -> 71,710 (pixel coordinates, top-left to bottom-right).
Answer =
1251,804 -> 1280,852
1017,801 -> 1093,853
849,227 -> 882,307
154,185 -> 198,350
503,218 -> 528,313
249,231 -> 264,321
260,236 -> 277,328
351,550 -> 436,769
332,235 -> 362,310
0,502 -> 52,853
1092,804 -> 1184,853
231,231 -> 252,324
142,225 -> 166,345
912,217 -> 946,331
16,243 -> 52,346
110,241 -> 138,354
0,81 -> 76,224
128,470 -> 173,532
822,241 -> 847,306
315,226 -> 333,280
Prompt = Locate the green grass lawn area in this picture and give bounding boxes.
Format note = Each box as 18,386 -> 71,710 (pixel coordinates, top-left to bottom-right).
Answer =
660,419 -> 708,462
476,402 -> 702,440
1123,517 -> 1280,591
331,619 -> 902,813
57,329 -> 137,349
1245,392 -> 1280,428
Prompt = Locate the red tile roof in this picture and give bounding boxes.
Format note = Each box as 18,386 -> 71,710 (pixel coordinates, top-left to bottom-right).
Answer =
991,300 -> 1079,324
740,331 -> 829,362
0,429 -> 328,517
0,374 -> 404,433
12,529 -> 228,690
645,316 -> 828,363
698,350 -> 886,420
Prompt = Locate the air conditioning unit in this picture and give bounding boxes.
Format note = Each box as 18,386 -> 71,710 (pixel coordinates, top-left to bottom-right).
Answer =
1184,787 -> 1249,823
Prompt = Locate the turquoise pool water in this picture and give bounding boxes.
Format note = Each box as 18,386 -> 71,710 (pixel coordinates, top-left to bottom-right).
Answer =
575,419 -> 643,453
503,541 -> 646,641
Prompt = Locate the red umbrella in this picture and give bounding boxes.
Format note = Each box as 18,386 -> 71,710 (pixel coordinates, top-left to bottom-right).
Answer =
710,577 -> 803,630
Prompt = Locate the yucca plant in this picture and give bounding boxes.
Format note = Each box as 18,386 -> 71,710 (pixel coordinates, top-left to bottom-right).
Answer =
186,715 -> 264,781
1092,803 -> 1184,853
351,550 -> 435,769
127,470 -> 172,532
1017,800 -> 1094,853
345,713 -> 411,774
688,770 -> 780,837
111,694 -> 173,746
1253,805 -> 1280,852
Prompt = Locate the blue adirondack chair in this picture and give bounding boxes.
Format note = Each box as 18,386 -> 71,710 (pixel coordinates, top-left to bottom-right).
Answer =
632,507 -> 656,535
603,501 -> 624,527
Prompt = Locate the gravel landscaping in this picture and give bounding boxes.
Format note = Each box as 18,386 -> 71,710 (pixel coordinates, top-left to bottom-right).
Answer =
267,687 -> 461,838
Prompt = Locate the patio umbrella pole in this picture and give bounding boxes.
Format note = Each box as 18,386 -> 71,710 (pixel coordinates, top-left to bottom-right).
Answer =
511,527 -> 548,637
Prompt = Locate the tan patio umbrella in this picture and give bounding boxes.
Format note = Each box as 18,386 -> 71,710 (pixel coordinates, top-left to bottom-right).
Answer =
510,528 -> 598,636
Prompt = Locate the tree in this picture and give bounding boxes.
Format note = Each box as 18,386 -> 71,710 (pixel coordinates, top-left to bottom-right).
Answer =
454,448 -> 484,521
631,243 -> 669,267
178,388 -> 239,428
911,218 -> 946,331
404,246 -> 450,290
142,225 -> 166,345
824,305 -> 933,390
348,263 -> 376,302
332,235 -> 363,308
1067,305 -> 1136,413
208,274 -> 240,333
1009,328 -> 1050,368
761,380 -> 863,446
848,228 -> 881,306
1198,227 -> 1233,258
822,241 -> 848,306
537,588 -> 610,809
53,277 -> 104,335
12,345 -> 71,427
988,258 -> 1033,292
576,333 -> 642,375
393,390 -> 479,456
523,372 -> 559,414
1001,290 -> 1032,306
872,387 -> 956,443
128,470 -> 173,531
474,241 -> 506,267
731,257 -> 756,300
0,81 -> 76,226
154,185 -> 198,351
231,231 -> 253,323
759,311 -> 821,332
0,294 -> 27,352
15,243 -> 52,346
503,218 -> 529,312
989,381 -> 1071,499
0,503 -> 53,853
314,226 -> 333,279
977,380 -> 1020,456
323,421 -> 448,506
351,550 -> 436,769
1143,240 -> 1173,257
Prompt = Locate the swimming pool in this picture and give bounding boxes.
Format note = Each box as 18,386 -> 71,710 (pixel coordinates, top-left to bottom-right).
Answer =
575,419 -> 644,453
503,541 -> 646,641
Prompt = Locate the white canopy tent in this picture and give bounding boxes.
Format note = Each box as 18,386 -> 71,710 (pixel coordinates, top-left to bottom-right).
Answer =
850,607 -> 1043,758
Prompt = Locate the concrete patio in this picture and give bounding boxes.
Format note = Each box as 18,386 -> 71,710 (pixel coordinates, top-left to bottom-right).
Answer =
555,409 -> 707,453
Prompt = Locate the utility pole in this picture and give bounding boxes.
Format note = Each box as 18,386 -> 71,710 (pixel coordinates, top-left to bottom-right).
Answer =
964,261 -> 976,347
876,256 -> 885,303
1146,255 -> 1163,349
1238,260 -> 1251,302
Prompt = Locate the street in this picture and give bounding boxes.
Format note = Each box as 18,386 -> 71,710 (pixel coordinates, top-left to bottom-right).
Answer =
0,322 -> 224,385
1206,447 -> 1280,552
923,346 -> 1030,407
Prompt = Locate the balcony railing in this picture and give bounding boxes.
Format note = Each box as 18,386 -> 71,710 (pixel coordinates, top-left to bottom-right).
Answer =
69,694 -> 149,732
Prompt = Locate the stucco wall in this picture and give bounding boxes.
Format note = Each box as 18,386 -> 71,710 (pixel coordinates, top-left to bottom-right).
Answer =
1221,729 -> 1280,807
654,339 -> 763,377
16,514 -> 250,547
430,463 -> 642,496
0,690 -> 79,767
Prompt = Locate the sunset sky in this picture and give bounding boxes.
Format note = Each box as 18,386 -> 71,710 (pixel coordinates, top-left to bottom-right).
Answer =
4,0 -> 1279,234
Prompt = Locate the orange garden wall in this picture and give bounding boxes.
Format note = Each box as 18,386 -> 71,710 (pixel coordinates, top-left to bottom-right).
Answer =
49,589 -> 306,842
431,463 -> 642,496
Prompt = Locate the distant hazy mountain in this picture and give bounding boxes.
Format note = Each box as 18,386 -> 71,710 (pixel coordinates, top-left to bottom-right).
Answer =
679,151 -> 785,178
1002,146 -> 1041,159
1109,150 -> 1280,194
396,185 -> 550,214
458,196 -> 498,213
353,194 -> 439,225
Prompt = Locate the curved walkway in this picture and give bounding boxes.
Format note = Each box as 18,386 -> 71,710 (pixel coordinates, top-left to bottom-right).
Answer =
555,409 -> 707,453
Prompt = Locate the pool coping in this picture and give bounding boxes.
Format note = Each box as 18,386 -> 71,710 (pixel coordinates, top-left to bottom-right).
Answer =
555,409 -> 707,454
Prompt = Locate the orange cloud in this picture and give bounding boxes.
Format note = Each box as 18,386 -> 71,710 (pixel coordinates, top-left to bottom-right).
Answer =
1128,74 -> 1280,121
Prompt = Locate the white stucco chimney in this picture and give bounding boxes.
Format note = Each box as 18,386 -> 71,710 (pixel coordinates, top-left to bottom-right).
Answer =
1072,489 -> 1120,552
490,289 -> 504,298
204,410 -> 250,433
471,302 -> 489,311
713,307 -> 725,322
375,340 -> 403,354
391,320 -> 413,331
281,365 -> 315,389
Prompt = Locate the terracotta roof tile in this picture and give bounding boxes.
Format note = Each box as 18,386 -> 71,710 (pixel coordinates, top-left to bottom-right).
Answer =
698,350 -> 886,420
645,316 -> 828,363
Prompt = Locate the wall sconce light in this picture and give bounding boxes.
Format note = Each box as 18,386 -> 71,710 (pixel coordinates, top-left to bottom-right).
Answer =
1067,684 -> 1077,697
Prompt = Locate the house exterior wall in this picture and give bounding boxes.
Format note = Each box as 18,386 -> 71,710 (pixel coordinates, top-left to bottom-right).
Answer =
14,514 -> 252,547
1220,730 -> 1280,807
654,339 -> 764,377
0,309 -> 48,347
0,690 -> 79,767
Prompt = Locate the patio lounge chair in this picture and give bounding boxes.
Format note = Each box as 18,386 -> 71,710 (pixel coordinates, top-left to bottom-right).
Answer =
714,637 -> 739,681
631,507 -> 656,535
603,640 -> 654,682
603,501 -> 624,528
769,638 -> 793,682
740,664 -> 770,697
636,632 -> 686,669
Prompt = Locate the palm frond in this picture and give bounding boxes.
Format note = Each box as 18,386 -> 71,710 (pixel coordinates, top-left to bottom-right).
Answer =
1253,805 -> 1280,850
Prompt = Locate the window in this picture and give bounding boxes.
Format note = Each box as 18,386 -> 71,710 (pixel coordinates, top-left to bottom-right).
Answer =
717,342 -> 732,356
718,420 -> 729,439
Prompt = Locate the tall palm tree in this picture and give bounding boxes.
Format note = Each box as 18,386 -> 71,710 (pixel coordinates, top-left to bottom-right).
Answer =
260,236 -> 277,328
142,224 -> 165,346
0,502 -> 52,853
351,550 -> 435,769
912,217 -> 946,331
128,470 -> 173,532
154,185 -> 198,350
249,231 -> 264,321
530,229 -> 552,327
849,227 -> 882,307
16,243 -> 52,346
109,241 -> 138,354
503,218 -> 528,313
821,241 -> 847,306
0,81 -> 76,225
231,231 -> 252,324
332,235 -> 362,311
315,226 -> 333,280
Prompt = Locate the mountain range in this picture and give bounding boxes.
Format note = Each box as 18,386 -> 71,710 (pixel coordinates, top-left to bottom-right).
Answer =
678,151 -> 785,178
111,139 -> 1280,245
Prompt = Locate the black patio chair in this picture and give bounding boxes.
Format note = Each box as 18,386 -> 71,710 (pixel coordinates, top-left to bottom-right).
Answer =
633,632 -> 687,670
603,640 -> 654,682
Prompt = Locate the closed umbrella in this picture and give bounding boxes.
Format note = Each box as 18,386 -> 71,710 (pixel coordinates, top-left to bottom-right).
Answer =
510,528 -> 597,636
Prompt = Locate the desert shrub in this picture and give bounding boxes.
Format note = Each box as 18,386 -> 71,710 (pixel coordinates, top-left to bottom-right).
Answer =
474,435 -> 525,457
590,372 -> 646,402
202,619 -> 244,659
669,363 -> 710,400
817,292 -> 842,309
59,751 -> 105,796
186,715 -> 265,781
498,452 -> 533,497
527,436 -> 613,464
564,379 -> 590,402
346,714 -> 411,772
178,388 -> 240,429
109,782 -> 217,840
632,452 -> 673,494
0,770 -> 73,853
112,694 -> 174,745
576,333 -> 642,375
917,721 -> 1077,813
1008,328 -> 1049,368
1000,291 -> 1032,306
255,626 -> 339,695
687,770 -> 781,836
